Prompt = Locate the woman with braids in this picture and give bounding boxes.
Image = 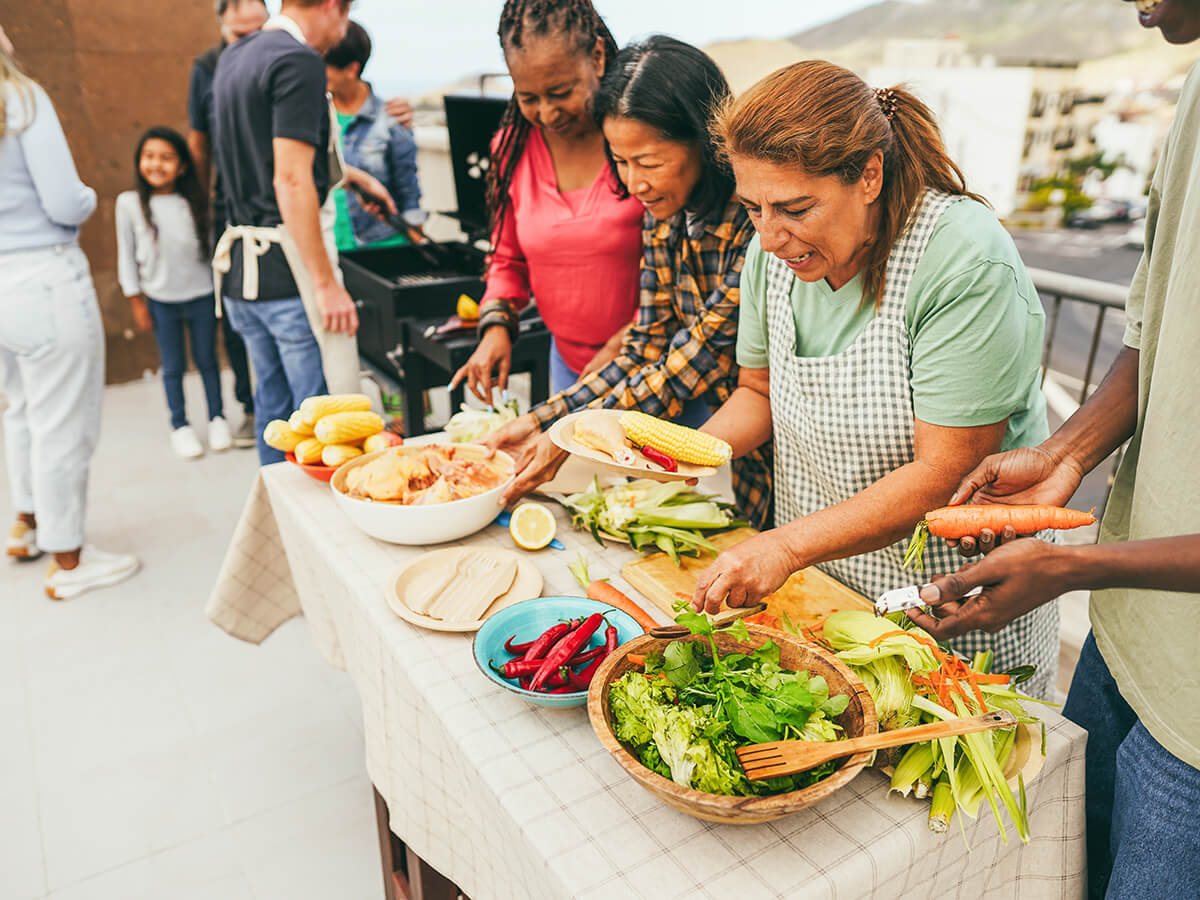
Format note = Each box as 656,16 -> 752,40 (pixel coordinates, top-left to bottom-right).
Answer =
688,61 -> 1058,699
481,36 -> 771,528
450,0 -> 642,401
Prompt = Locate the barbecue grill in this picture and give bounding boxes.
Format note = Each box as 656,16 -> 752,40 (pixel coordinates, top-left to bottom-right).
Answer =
341,94 -> 551,434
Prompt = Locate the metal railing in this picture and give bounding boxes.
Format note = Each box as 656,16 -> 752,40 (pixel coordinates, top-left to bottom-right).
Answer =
1029,266 -> 1127,404
1028,266 -> 1129,511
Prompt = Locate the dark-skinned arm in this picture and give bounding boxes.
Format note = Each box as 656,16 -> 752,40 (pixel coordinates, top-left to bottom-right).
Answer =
910,534 -> 1200,639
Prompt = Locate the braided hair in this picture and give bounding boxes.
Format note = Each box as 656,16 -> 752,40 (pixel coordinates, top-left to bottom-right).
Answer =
487,0 -> 619,244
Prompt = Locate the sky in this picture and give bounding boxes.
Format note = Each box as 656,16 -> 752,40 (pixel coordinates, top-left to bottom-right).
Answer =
319,0 -> 882,95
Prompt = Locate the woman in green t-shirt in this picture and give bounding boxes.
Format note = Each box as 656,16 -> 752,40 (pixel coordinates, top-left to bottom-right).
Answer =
691,60 -> 1057,697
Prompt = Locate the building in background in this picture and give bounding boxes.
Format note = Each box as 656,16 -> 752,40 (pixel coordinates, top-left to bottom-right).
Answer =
869,39 -> 1171,216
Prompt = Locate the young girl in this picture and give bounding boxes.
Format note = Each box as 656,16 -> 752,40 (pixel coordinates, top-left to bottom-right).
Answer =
116,126 -> 230,458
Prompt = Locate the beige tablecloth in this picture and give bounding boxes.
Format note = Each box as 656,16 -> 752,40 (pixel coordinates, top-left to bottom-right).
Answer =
209,463 -> 1087,900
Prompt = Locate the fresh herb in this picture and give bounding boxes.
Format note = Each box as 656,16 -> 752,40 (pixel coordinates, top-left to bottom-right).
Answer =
608,612 -> 849,796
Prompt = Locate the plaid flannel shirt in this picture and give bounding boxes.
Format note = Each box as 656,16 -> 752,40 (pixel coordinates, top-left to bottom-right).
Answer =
529,195 -> 773,528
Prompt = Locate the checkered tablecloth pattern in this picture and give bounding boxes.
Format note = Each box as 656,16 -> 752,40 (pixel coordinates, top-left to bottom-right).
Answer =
208,463 -> 1087,899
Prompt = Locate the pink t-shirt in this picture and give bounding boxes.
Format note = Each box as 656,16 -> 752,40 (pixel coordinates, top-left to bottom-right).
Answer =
482,128 -> 643,373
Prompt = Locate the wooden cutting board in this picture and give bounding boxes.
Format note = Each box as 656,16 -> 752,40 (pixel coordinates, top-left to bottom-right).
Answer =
621,528 -> 873,627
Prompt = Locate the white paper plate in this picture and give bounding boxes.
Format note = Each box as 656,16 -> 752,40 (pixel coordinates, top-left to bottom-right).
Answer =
546,409 -> 719,482
388,547 -> 543,633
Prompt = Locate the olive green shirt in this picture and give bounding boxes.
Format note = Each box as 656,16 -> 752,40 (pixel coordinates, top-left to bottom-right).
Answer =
1090,63 -> 1200,769
736,198 -> 1049,451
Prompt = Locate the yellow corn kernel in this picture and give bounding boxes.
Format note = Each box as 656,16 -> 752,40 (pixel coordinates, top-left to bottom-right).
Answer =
314,411 -> 385,445
293,438 -> 325,465
321,443 -> 362,467
618,410 -> 732,467
262,419 -> 304,452
298,393 -> 372,425
288,410 -> 315,436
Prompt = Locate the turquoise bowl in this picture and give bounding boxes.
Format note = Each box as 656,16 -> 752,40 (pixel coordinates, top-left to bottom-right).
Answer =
473,596 -> 645,708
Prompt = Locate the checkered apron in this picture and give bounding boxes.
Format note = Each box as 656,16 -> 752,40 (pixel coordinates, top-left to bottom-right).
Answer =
765,189 -> 1059,699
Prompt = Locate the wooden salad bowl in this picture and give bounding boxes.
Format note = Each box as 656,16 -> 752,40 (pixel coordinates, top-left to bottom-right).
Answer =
587,626 -> 878,825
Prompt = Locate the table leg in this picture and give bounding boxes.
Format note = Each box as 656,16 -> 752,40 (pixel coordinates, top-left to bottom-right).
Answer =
373,786 -> 465,900
373,787 -> 406,900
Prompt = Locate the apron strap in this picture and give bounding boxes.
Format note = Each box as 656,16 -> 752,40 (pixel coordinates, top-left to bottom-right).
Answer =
212,224 -> 284,312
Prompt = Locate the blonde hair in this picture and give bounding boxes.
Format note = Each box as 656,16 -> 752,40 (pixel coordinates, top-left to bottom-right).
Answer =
714,60 -> 986,308
0,44 -> 37,139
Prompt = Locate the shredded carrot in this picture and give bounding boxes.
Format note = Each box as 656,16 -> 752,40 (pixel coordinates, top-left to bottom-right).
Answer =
971,673 -> 1011,684
866,629 -> 911,647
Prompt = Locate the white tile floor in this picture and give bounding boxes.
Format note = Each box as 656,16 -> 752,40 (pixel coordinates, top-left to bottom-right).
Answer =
1,374 -> 382,900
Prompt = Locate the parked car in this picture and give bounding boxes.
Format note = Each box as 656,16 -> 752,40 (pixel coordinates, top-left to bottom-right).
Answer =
1123,221 -> 1146,249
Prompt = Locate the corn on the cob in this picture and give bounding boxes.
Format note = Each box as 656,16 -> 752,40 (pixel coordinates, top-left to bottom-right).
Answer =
288,410 -> 315,436
362,431 -> 399,454
294,438 -> 324,465
314,411 -> 384,445
321,443 -> 362,467
298,393 -> 372,425
618,411 -> 732,467
262,419 -> 304,452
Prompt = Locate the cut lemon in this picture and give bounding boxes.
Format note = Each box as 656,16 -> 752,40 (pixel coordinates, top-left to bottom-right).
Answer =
457,293 -> 480,321
509,502 -> 556,550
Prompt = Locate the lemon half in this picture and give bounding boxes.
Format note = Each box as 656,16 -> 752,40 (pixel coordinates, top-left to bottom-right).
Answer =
509,502 -> 556,550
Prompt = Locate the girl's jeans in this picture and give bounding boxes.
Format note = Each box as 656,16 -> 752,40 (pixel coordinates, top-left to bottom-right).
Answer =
147,294 -> 223,430
1063,631 -> 1200,898
0,242 -> 104,553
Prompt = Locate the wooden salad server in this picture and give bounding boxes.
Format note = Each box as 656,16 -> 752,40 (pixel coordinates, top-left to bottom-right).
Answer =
735,710 -> 1017,780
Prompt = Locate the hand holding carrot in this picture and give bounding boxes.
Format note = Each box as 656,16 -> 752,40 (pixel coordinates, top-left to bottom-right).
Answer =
907,539 -> 1073,639
947,445 -> 1086,557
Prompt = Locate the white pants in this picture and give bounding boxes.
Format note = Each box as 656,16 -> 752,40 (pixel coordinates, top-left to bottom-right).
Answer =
0,243 -> 105,552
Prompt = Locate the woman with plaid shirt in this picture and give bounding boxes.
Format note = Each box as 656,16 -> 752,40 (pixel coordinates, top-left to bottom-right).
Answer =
483,36 -> 771,528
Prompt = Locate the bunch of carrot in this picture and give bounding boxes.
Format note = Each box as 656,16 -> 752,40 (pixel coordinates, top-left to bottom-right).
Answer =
903,503 -> 1095,573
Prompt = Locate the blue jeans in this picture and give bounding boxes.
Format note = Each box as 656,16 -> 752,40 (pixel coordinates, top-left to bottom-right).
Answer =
223,296 -> 327,464
148,295 -> 223,430
548,338 -> 579,395
1063,632 -> 1200,898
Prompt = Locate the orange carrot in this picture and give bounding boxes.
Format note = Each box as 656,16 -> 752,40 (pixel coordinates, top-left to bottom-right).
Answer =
627,653 -> 647,667
586,581 -> 657,633
924,504 -> 1095,540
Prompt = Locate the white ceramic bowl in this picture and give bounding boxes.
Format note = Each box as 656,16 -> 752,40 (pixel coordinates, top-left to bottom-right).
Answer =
329,443 -> 514,545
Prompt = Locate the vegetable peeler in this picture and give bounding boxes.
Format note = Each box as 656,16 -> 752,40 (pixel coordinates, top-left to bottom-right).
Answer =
874,584 -> 982,616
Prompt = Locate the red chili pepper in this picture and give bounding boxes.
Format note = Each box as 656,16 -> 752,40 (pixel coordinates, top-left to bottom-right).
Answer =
530,613 -> 603,691
519,675 -> 531,690
542,667 -> 570,689
543,685 -> 578,694
566,645 -> 606,668
521,621 -> 573,662
569,626 -> 618,691
640,445 -> 678,473
492,657 -> 545,679
504,634 -> 536,655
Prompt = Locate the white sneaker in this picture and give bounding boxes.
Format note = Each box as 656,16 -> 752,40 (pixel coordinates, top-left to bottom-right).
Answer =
44,546 -> 140,600
6,521 -> 42,560
208,416 -> 233,452
170,425 -> 204,459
